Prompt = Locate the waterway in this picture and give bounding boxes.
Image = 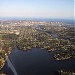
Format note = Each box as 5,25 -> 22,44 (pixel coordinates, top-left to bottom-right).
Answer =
3,48 -> 75,75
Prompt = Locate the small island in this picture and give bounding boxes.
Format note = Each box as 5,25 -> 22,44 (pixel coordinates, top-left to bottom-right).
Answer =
54,50 -> 75,60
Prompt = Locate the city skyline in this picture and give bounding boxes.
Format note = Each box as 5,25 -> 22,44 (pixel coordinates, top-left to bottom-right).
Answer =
0,0 -> 74,19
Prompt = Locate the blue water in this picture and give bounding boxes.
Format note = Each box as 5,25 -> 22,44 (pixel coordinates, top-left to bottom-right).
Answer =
3,48 -> 75,75
0,17 -> 74,25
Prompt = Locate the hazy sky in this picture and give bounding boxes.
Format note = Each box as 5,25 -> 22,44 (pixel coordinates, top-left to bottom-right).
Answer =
0,0 -> 74,19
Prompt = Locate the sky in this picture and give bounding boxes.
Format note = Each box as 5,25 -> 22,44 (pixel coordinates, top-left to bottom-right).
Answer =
0,0 -> 74,19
